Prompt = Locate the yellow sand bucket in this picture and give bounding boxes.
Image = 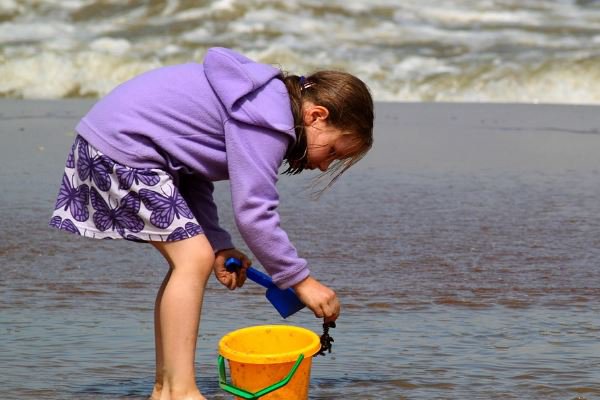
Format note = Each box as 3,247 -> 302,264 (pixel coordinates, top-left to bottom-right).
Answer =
218,325 -> 321,399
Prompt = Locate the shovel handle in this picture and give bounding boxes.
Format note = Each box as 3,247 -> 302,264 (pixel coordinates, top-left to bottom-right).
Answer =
225,257 -> 274,289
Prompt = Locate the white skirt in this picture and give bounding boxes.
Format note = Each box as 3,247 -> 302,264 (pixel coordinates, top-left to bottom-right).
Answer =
49,135 -> 203,242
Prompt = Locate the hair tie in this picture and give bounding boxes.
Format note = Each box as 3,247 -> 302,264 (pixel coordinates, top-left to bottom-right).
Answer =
299,75 -> 315,91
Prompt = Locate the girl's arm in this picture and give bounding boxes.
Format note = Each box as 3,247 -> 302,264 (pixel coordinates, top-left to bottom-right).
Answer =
224,119 -> 310,290
179,175 -> 234,253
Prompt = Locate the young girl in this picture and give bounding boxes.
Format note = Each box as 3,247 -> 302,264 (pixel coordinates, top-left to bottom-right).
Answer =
49,47 -> 374,400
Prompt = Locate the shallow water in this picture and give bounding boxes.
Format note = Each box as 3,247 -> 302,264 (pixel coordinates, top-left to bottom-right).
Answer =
1,100 -> 600,399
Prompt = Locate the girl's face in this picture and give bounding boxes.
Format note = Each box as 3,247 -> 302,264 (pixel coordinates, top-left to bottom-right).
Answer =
303,102 -> 361,172
305,126 -> 357,171
303,102 -> 356,172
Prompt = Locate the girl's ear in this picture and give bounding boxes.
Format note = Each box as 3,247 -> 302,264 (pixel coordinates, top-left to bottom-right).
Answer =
303,105 -> 330,125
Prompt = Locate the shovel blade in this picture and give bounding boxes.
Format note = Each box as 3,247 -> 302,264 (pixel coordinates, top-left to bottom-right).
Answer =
265,286 -> 306,319
225,257 -> 306,318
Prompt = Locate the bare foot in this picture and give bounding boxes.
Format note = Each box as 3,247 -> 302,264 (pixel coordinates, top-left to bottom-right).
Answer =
148,382 -> 164,400
148,385 -> 206,400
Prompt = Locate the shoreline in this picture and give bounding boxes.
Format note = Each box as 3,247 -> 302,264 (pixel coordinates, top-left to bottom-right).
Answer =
1,99 -> 599,176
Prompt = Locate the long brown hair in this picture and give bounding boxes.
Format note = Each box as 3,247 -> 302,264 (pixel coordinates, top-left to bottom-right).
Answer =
281,70 -> 374,191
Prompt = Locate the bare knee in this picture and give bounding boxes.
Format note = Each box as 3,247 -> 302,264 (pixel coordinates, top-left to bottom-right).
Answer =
151,235 -> 215,277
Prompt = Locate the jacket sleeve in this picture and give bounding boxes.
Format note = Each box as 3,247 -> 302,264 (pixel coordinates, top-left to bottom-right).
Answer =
224,118 -> 310,289
179,174 -> 235,253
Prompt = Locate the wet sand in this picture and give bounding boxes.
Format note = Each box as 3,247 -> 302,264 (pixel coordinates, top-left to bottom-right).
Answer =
1,100 -> 599,399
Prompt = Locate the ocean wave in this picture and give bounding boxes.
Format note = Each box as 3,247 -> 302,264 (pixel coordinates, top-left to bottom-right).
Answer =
1,47 -> 598,104
1,0 -> 600,103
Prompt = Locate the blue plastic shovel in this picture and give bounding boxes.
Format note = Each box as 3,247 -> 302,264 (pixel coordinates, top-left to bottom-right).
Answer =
225,257 -> 305,319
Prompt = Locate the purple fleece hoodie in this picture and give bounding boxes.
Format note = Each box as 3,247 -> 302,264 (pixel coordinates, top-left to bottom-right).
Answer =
75,47 -> 309,289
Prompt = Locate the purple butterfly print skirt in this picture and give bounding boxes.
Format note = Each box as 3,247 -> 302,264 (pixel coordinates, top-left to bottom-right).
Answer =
49,135 -> 204,242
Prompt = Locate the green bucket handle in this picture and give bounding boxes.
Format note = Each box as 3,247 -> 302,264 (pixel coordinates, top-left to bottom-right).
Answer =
217,353 -> 304,399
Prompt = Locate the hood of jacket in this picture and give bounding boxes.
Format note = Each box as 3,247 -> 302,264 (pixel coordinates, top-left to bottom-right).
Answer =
203,47 -> 296,141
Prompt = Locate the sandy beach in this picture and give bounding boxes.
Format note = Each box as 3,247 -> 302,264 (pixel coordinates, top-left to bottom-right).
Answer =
1,100 -> 599,399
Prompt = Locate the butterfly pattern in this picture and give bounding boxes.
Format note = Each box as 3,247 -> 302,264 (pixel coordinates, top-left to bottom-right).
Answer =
167,222 -> 203,241
66,137 -> 77,168
54,173 -> 90,222
90,187 -> 144,237
116,165 -> 160,190
50,135 -> 204,242
77,137 -> 115,191
49,215 -> 81,235
139,187 -> 194,229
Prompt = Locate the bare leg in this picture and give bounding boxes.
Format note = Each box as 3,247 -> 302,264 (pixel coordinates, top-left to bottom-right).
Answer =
149,234 -> 214,400
149,268 -> 171,399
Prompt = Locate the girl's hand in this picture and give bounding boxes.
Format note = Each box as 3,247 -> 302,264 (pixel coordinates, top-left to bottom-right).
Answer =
213,248 -> 251,290
293,276 -> 340,323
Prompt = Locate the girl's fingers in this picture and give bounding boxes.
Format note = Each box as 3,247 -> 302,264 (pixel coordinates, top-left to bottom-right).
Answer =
237,271 -> 246,287
237,258 -> 250,287
313,304 -> 325,319
224,275 -> 233,289
322,298 -> 340,322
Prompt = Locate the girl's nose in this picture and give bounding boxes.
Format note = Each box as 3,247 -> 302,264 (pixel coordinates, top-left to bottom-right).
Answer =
319,159 -> 332,172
